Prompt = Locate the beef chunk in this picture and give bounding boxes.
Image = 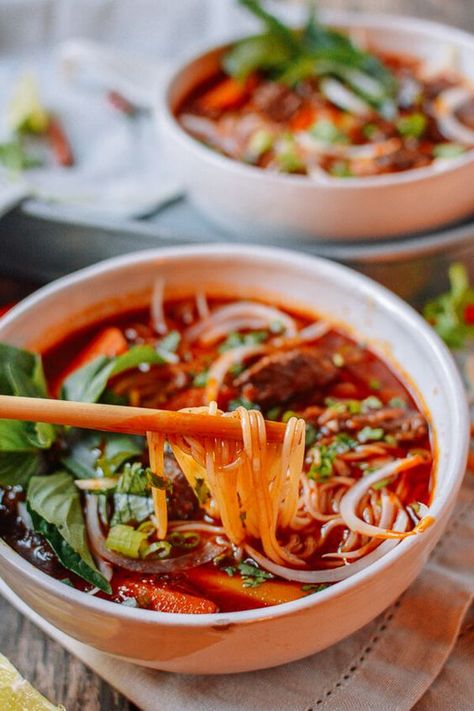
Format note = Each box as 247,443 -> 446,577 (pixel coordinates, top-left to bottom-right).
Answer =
253,82 -> 302,122
234,348 -> 338,408
164,452 -> 200,520
344,407 -> 428,442
455,97 -> 474,130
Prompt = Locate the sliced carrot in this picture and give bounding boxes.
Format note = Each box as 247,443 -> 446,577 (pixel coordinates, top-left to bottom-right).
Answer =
52,327 -> 128,397
187,565 -> 306,610
289,105 -> 317,131
198,76 -> 254,112
118,579 -> 218,614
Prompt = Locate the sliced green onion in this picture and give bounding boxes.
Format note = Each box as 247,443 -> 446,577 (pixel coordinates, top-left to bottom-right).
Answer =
167,531 -> 201,549
105,524 -> 148,559
141,540 -> 172,559
433,143 -> 466,159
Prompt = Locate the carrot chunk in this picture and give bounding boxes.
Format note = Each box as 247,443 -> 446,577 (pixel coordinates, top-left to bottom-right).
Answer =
187,565 -> 306,609
52,327 -> 128,396
117,579 -> 218,614
290,105 -> 317,131
198,77 -> 252,112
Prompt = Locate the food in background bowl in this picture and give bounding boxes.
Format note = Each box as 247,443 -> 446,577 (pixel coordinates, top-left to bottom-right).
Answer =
177,0 -> 474,180
0,290 -> 434,614
0,247 -> 468,673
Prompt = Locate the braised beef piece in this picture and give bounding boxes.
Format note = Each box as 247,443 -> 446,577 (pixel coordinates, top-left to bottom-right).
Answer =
455,97 -> 474,130
164,452 -> 200,521
234,348 -> 338,408
376,147 -> 431,172
347,407 -> 428,442
423,77 -> 457,100
253,82 -> 302,122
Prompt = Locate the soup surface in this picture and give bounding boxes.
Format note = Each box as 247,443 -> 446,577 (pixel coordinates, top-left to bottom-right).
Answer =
0,294 -> 434,614
176,3 -> 474,178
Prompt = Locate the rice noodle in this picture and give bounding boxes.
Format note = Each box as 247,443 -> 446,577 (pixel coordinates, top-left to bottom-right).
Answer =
297,133 -> 401,160
195,291 -> 210,320
205,343 -> 269,402
432,87 -> 474,145
244,507 -> 409,583
184,301 -> 297,344
151,279 -> 168,335
339,456 -> 431,539
169,404 -> 307,567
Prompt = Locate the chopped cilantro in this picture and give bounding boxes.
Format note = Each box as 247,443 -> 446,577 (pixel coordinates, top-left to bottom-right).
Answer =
228,397 -> 260,411
361,396 -> 383,412
301,583 -> 328,594
158,330 -> 180,353
308,434 -> 357,481
282,409 -> 298,423
238,561 -> 274,588
305,422 -> 318,448
192,370 -> 208,387
369,378 -> 381,390
357,426 -> 385,443
219,330 -> 268,352
266,406 -> 282,421
388,396 -> 407,409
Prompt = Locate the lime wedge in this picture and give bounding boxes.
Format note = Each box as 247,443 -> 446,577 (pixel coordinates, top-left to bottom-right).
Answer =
0,653 -> 65,710
8,73 -> 50,134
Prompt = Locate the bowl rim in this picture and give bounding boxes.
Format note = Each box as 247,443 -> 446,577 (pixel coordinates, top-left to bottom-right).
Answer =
0,244 -> 469,627
159,9 -> 474,191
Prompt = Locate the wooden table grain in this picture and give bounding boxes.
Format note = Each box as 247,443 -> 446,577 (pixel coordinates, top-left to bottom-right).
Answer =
1,1 -> 474,709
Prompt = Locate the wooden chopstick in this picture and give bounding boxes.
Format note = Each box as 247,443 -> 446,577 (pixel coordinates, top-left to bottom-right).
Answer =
0,395 -> 287,443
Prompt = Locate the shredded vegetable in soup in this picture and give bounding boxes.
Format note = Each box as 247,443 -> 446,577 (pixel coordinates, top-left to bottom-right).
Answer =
176,0 -> 474,178
0,292 -> 434,614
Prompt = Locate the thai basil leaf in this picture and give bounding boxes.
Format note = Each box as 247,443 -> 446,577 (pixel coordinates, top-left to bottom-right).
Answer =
62,431 -> 144,480
61,345 -> 166,403
0,343 -> 47,396
0,419 -> 54,486
0,451 -> 43,487
27,471 -> 111,593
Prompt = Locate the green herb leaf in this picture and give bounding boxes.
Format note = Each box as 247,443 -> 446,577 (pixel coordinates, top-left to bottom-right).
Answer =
27,471 -> 111,593
308,433 -> 357,481
433,143 -> 466,159
311,119 -> 347,144
396,112 -> 427,138
238,560 -> 274,587
302,583 -> 328,594
228,397 -> 260,411
218,330 -> 268,353
357,426 -> 385,443
61,345 -> 166,403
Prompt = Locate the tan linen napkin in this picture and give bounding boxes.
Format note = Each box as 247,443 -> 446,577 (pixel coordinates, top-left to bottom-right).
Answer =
2,473 -> 473,711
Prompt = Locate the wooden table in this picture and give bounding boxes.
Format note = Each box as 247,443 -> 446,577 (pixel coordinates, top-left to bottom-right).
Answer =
1,1 -> 474,708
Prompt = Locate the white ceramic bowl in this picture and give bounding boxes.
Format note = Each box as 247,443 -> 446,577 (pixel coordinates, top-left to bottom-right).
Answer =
0,245 -> 469,673
159,12 -> 474,241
